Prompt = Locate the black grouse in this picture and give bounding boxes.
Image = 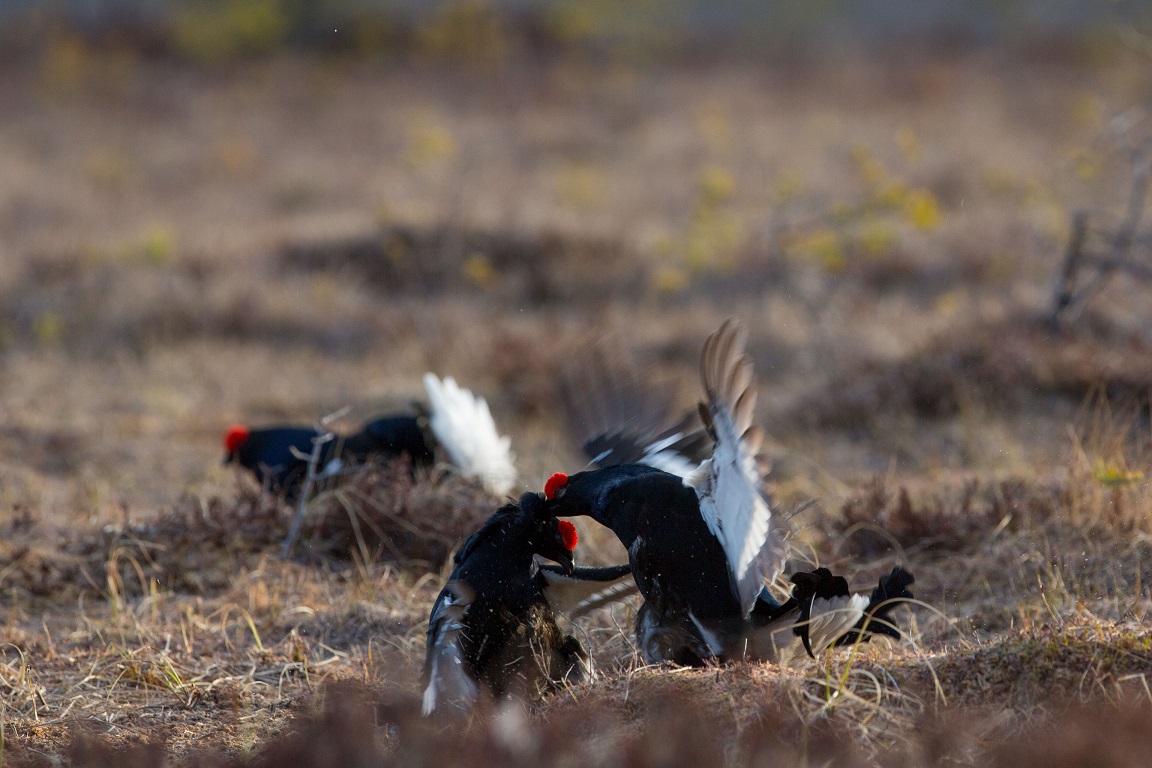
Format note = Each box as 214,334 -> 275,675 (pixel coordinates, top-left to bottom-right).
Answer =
421,491 -> 632,715
224,373 -> 516,501
223,416 -> 433,500
544,318 -> 913,665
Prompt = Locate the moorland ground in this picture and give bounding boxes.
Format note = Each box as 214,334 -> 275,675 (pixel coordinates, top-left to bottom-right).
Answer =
2,36 -> 1152,765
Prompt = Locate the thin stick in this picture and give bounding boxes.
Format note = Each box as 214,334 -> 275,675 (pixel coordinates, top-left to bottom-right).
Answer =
1051,137 -> 1152,325
280,431 -> 335,560
1049,210 -> 1088,328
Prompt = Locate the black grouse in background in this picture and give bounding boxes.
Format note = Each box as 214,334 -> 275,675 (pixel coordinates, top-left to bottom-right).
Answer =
223,416 -> 434,502
546,318 -> 914,665
224,373 -> 517,502
223,418 -> 430,493
421,491 -> 632,716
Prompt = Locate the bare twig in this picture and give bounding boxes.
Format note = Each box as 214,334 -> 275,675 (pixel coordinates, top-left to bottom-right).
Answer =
1051,142 -> 1152,326
1049,210 -> 1089,329
280,408 -> 351,560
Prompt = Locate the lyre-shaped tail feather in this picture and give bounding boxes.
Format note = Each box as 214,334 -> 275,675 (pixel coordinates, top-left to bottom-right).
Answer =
831,567 -> 916,648
538,563 -> 637,620
687,318 -> 788,616
423,373 -> 517,496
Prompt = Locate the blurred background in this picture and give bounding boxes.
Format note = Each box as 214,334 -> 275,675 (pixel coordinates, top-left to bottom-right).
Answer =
3,0 -> 1152,56
0,0 -> 1150,520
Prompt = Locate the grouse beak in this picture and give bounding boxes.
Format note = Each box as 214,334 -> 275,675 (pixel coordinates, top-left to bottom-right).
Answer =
556,550 -> 575,577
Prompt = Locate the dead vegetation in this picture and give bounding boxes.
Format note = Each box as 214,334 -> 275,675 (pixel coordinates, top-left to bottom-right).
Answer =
299,461 -> 498,568
789,312 -> 1152,432
2,36 -> 1152,767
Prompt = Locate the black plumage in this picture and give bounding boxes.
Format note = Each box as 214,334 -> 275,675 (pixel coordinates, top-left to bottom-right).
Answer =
421,492 -> 604,715
544,466 -> 915,665
543,465 -> 752,664
223,415 -> 434,501
544,319 -> 913,665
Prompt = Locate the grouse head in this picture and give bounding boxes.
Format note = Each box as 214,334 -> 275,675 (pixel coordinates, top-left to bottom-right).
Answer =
223,424 -> 251,464
518,491 -> 578,576
539,470 -> 580,514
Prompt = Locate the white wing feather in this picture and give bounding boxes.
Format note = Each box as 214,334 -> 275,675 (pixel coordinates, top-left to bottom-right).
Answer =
685,319 -> 787,616
773,593 -> 870,667
422,583 -> 479,716
803,594 -> 869,655
423,373 -> 517,496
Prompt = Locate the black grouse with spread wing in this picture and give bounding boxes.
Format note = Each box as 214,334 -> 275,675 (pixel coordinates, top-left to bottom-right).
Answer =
545,319 -> 913,665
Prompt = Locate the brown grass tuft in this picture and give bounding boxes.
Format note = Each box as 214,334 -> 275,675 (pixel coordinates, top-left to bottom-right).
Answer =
300,460 -> 497,570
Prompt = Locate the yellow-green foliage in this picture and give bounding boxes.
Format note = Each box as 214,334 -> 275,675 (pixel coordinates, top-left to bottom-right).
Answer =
553,162 -> 608,211
1092,459 -> 1145,489
125,225 -> 178,266
786,227 -> 845,272
40,36 -> 88,91
174,0 -> 293,63
653,165 -> 745,291
781,141 -> 947,273
544,0 -> 681,54
462,253 -> 496,287
404,110 -> 458,168
416,0 -> 509,68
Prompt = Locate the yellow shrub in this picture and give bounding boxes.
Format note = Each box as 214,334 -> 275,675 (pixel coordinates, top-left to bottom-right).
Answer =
788,227 -> 845,273
698,165 -> 735,205
462,254 -> 496,287
903,189 -> 941,231
417,0 -> 508,68
174,0 -> 292,64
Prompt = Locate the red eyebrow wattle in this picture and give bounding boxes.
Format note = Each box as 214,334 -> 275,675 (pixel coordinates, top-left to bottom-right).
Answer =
544,472 -> 568,500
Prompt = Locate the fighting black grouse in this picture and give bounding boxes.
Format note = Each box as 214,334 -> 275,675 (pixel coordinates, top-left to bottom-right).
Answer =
421,491 -> 631,715
544,318 -> 913,665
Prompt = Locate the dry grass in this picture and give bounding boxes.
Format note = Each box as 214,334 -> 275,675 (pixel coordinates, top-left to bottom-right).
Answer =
299,460 -> 498,568
2,37 -> 1152,765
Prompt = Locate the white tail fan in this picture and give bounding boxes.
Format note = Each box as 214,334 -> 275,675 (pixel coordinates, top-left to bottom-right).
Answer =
423,373 -> 517,496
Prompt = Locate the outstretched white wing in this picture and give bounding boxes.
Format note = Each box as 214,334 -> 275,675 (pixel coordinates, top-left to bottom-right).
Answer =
685,319 -> 788,616
423,373 -> 517,496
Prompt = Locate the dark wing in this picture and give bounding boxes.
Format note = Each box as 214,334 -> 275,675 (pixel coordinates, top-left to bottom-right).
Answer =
421,580 -> 479,716
451,501 -> 520,566
561,336 -> 710,478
